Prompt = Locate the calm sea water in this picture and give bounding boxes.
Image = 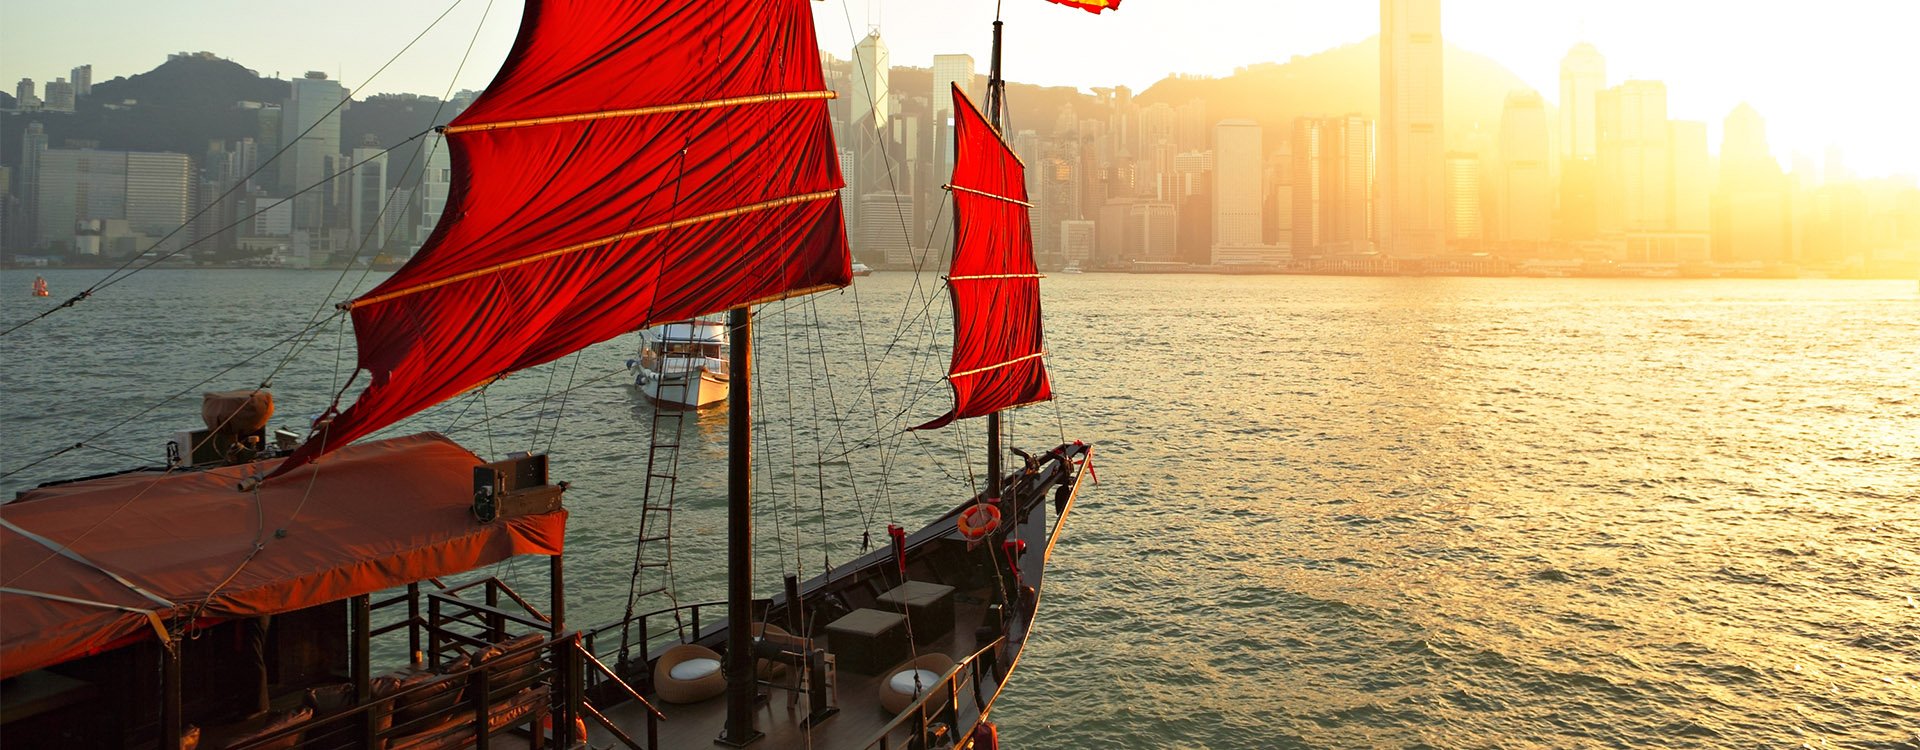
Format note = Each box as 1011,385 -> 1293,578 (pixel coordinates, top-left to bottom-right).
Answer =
3,269 -> 1917,748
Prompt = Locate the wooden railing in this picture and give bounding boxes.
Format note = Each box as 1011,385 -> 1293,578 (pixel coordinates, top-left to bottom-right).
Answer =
858,635 -> 1009,750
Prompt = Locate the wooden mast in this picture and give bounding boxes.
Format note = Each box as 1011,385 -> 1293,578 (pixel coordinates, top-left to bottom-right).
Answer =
719,305 -> 761,746
985,12 -> 1008,510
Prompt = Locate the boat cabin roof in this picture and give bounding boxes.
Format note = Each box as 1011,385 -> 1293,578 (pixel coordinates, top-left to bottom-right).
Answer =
643,319 -> 728,345
0,432 -> 566,679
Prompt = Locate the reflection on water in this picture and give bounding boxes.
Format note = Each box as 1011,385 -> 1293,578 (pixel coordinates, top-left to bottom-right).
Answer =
4,271 -> 1917,747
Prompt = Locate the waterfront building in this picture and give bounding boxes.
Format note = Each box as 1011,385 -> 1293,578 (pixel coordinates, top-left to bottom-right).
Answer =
1212,119 -> 1263,258
1379,0 -> 1446,257
1559,43 -> 1606,161
280,72 -> 346,232
1292,115 -> 1375,256
1498,91 -> 1551,249
931,54 -> 975,121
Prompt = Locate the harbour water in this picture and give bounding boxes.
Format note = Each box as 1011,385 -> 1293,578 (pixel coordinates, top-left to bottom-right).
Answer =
3,270 -> 1916,748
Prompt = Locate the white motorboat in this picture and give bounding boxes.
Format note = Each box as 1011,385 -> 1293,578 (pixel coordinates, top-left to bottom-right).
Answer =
626,318 -> 730,409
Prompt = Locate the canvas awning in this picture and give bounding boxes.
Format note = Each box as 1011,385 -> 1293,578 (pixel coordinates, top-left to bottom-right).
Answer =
0,432 -> 566,679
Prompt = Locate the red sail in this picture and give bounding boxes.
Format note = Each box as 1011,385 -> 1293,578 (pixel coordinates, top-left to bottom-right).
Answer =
915,85 -> 1052,431
273,0 -> 848,477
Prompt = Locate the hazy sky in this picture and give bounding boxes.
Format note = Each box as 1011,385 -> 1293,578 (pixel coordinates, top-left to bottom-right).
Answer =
4,0 -> 1916,176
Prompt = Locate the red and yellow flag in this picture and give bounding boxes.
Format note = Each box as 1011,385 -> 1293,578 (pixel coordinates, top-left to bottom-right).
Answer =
1043,0 -> 1119,13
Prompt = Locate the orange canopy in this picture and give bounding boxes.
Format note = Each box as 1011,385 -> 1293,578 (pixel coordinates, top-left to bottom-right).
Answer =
1,433 -> 566,679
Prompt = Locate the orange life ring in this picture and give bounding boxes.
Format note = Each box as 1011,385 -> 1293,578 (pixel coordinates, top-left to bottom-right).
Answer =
957,503 -> 1000,539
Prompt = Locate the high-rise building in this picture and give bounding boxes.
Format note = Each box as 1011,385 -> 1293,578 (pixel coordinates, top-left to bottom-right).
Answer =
1379,0 -> 1446,257
1498,91 -> 1551,247
1130,201 -> 1178,261
280,72 -> 346,231
418,132 -> 453,252
1714,103 -> 1790,264
1445,151 -> 1483,247
1668,120 -> 1710,236
1059,220 -> 1095,265
931,54 -> 975,120
70,65 -> 92,97
1595,80 -> 1671,236
1559,43 -> 1606,161
36,148 -> 192,254
350,137 -> 392,250
15,78 -> 39,109
18,122 -> 47,249
43,78 -> 76,112
1292,115 -> 1375,255
1212,120 -> 1263,257
858,191 -> 915,267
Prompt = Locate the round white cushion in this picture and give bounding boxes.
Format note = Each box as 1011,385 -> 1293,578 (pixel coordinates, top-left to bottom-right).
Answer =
888,668 -> 943,696
669,657 -> 722,681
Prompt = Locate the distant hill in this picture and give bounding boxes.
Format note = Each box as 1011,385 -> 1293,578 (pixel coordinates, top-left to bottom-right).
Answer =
1,56 -> 445,190
1137,36 -> 1545,149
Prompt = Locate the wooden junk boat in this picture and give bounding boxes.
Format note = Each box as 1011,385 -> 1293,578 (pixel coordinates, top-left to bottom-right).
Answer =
1,0 -> 1107,748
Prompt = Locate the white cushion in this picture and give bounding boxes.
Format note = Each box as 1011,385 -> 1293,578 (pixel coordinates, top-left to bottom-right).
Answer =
888,668 -> 943,696
669,657 -> 722,681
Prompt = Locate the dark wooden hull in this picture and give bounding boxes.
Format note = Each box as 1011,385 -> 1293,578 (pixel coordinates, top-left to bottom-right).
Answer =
580,441 -> 1091,749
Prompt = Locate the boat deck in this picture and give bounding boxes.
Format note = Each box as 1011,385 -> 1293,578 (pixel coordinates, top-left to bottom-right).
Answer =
591,587 -> 997,749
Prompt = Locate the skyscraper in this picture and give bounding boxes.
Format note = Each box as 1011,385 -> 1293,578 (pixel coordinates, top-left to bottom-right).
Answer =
1498,91 -> 1551,247
1559,43 -> 1606,161
280,72 -> 346,232
19,122 -> 47,249
1211,119 -> 1264,258
70,65 -> 92,97
1379,0 -> 1446,257
1595,80 -> 1671,236
1445,151 -> 1482,247
1292,115 -> 1376,255
15,78 -> 39,109
349,137 -> 392,251
931,54 -> 975,121
1714,103 -> 1789,263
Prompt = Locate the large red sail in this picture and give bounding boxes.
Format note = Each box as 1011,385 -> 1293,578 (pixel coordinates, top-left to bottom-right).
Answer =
915,85 -> 1052,431
273,0 -> 848,477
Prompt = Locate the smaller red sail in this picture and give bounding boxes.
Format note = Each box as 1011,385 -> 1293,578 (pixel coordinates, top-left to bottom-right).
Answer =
1042,0 -> 1120,13
915,85 -> 1052,431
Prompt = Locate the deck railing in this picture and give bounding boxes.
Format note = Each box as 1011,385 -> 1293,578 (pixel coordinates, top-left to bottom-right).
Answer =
859,635 -> 1010,750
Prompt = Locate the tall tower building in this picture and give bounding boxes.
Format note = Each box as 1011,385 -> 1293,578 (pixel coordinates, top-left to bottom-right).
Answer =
1668,120 -> 1710,239
1445,151 -> 1483,248
1379,0 -> 1446,257
1559,43 -> 1606,161
280,72 -> 347,231
70,65 -> 92,97
19,122 -> 47,249
349,136 -> 392,250
1498,91 -> 1551,247
1595,80 -> 1671,236
1211,119 -> 1264,256
1714,103 -> 1789,264
930,54 -> 975,121
1292,115 -> 1376,255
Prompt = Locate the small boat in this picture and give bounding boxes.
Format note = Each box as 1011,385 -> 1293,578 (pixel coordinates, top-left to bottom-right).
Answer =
626,318 -> 730,409
31,276 -> 49,296
850,261 -> 874,276
1060,261 -> 1083,274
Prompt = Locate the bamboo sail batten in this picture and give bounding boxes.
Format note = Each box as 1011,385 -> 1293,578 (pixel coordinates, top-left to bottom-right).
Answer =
947,273 -> 1045,281
342,190 -> 842,311
942,183 -> 1034,207
442,90 -> 838,134
947,350 -> 1047,380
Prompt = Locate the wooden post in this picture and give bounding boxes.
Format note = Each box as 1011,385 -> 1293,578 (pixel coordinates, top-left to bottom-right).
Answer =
160,642 -> 182,750
353,594 -> 374,748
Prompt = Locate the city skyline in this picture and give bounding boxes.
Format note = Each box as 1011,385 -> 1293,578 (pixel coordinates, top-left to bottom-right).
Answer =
2,1 -> 1918,178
